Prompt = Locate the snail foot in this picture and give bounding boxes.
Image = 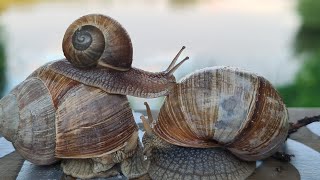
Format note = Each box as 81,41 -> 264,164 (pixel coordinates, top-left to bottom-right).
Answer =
61,158 -> 119,179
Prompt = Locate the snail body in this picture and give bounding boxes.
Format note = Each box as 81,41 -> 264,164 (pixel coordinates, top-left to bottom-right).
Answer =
0,14 -> 188,179
141,66 -> 289,179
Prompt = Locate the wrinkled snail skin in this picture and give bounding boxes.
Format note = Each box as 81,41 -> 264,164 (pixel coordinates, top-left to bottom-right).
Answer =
148,147 -> 256,180
49,60 -> 176,98
154,66 -> 289,161
0,13 -> 189,179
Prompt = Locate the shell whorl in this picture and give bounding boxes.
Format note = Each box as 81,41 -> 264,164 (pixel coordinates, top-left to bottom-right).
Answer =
63,14 -> 133,70
154,66 -> 289,161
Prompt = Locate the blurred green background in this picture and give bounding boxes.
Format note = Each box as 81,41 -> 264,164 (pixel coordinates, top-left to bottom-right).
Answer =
278,0 -> 320,107
0,0 -> 319,109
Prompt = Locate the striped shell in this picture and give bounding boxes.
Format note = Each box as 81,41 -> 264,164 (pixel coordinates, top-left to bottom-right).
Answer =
63,14 -> 133,71
154,66 -> 289,161
0,64 -> 137,165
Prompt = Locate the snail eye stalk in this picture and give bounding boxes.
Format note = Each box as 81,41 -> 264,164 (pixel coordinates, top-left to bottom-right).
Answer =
165,46 -> 189,75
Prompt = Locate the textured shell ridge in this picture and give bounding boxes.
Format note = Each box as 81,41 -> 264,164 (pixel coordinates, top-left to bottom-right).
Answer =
1,77 -> 58,165
0,94 -> 20,143
55,84 -> 137,158
179,66 -> 259,83
225,75 -> 289,160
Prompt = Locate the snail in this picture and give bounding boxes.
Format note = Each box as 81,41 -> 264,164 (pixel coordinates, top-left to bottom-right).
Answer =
0,14 -> 188,179
141,105 -> 256,180
140,66 -> 289,180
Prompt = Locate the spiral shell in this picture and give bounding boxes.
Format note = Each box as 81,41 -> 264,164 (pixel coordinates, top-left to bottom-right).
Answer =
62,14 -> 133,70
153,66 -> 289,161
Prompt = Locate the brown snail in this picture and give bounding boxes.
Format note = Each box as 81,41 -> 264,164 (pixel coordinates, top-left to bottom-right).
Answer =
141,66 -> 289,180
0,14 -> 188,179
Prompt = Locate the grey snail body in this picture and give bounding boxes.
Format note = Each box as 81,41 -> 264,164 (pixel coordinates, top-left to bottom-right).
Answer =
0,14 -> 188,179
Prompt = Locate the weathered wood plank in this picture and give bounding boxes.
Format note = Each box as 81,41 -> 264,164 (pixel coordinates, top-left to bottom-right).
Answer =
0,152 -> 25,179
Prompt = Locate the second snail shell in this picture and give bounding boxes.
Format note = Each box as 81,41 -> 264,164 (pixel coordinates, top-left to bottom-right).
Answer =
153,66 -> 289,161
62,14 -> 133,70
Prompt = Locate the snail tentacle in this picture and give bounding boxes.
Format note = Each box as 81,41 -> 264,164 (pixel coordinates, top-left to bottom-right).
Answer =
165,46 -> 186,71
167,56 -> 189,76
141,115 -> 153,137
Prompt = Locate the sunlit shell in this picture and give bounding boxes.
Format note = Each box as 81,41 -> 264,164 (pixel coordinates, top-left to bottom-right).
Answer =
154,66 -> 289,161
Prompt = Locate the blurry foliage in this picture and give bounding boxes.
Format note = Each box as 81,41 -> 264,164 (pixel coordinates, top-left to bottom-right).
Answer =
277,0 -> 320,107
278,52 -> 320,107
297,0 -> 320,30
294,26 -> 320,55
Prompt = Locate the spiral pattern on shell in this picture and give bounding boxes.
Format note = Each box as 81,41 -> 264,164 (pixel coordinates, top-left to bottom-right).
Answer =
153,66 -> 289,161
62,14 -> 133,70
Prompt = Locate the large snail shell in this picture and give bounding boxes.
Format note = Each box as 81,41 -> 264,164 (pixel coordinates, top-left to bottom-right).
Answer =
148,147 -> 255,180
63,14 -> 133,70
154,66 -> 289,161
0,64 -> 137,165
37,65 -> 138,158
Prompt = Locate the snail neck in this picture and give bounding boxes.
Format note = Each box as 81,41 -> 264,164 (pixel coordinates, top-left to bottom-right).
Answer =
49,59 -> 175,98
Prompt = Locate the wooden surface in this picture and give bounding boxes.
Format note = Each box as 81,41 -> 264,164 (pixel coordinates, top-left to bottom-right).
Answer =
0,108 -> 319,180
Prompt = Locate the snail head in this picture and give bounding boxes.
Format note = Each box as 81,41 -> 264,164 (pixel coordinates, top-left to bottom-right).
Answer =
155,46 -> 189,95
164,46 -> 189,81
141,102 -> 173,157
